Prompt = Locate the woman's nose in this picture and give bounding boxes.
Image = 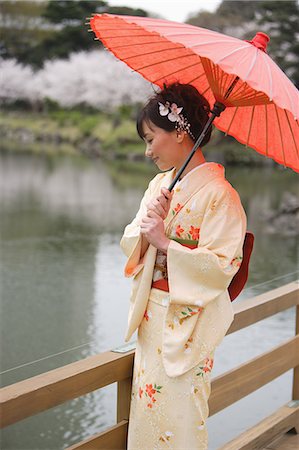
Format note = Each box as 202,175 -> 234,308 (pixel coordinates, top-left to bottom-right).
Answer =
145,146 -> 152,158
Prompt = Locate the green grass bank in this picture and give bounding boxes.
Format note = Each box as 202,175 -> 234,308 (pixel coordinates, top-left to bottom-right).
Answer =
0,107 -> 270,167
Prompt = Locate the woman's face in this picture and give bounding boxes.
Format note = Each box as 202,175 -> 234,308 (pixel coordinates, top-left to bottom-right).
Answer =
142,120 -> 182,171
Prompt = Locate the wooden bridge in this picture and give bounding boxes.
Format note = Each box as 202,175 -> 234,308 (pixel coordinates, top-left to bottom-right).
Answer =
1,281 -> 298,449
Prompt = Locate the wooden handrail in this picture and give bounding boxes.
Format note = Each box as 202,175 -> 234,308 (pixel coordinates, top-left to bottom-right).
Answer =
64,335 -> 299,450
219,402 -> 299,450
0,281 -> 298,449
209,335 -> 299,416
0,350 -> 134,428
227,281 -> 299,334
67,420 -> 128,450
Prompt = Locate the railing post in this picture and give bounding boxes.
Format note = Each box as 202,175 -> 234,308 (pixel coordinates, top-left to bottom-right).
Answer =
292,304 -> 299,401
292,303 -> 299,433
117,377 -> 132,423
117,377 -> 132,450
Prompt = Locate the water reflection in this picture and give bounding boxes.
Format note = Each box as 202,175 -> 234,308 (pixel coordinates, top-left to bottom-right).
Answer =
90,234 -> 132,352
0,153 -> 298,449
0,154 -> 150,233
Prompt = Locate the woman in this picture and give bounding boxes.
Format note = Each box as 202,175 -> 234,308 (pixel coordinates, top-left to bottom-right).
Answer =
120,83 -> 247,450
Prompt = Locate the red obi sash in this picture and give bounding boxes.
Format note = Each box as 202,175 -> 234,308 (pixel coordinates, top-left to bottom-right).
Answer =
151,232 -> 254,302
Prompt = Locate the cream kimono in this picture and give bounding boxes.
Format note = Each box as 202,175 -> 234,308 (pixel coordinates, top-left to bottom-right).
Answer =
121,162 -> 246,449
120,162 -> 247,379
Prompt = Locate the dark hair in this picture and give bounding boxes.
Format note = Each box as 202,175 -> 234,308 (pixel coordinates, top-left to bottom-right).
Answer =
137,82 -> 212,146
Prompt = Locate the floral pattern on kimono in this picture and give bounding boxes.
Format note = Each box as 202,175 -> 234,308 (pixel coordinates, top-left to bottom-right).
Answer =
120,162 -> 247,377
127,288 -> 214,450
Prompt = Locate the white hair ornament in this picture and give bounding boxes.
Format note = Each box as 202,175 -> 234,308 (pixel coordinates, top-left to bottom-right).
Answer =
158,101 -> 195,140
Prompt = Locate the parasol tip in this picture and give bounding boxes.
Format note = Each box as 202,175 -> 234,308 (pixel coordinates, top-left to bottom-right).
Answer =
248,32 -> 270,52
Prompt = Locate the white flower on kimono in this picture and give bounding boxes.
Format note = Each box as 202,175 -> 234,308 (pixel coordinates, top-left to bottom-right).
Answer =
195,299 -> 204,307
197,420 -> 205,430
180,178 -> 189,189
134,365 -> 146,384
161,297 -> 169,306
172,316 -> 179,326
159,430 -> 174,443
165,431 -> 174,436
223,264 -> 233,273
191,198 -> 197,211
191,384 -> 199,394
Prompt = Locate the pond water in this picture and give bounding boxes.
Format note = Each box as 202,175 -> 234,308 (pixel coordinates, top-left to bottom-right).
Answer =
0,152 -> 298,449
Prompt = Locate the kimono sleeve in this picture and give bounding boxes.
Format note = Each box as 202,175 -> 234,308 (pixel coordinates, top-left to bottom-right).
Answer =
119,174 -> 160,278
167,184 -> 247,307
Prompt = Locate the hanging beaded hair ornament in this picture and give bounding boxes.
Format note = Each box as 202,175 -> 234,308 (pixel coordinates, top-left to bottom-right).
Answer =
158,101 -> 196,140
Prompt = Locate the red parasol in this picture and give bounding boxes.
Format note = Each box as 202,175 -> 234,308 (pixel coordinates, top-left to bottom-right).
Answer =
88,14 -> 299,175
88,14 -> 299,300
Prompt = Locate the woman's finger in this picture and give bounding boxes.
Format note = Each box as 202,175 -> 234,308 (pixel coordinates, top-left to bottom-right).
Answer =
141,216 -> 152,224
147,202 -> 165,218
161,187 -> 173,200
156,195 -> 167,209
147,209 -> 160,219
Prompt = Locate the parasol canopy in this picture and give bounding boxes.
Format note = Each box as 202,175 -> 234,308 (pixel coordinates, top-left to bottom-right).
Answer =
89,14 -> 299,173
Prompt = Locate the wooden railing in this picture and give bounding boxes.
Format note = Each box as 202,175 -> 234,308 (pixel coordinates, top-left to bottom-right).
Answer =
1,281 -> 298,449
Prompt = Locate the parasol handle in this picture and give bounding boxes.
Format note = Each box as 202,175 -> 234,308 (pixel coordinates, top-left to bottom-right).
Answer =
168,101 -> 226,192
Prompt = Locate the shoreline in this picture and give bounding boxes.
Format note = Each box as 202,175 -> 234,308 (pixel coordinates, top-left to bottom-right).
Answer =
0,109 -> 272,167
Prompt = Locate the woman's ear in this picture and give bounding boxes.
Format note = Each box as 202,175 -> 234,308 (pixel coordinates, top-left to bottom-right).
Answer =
176,130 -> 186,143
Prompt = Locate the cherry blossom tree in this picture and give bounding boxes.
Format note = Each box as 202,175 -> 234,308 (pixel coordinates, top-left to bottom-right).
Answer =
0,50 -> 154,109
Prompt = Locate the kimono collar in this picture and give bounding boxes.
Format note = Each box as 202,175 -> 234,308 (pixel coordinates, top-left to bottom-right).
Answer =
162,162 -> 225,192
161,162 -> 225,228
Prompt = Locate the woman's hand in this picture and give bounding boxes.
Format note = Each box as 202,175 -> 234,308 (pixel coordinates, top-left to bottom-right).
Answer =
140,210 -> 170,253
146,188 -> 173,220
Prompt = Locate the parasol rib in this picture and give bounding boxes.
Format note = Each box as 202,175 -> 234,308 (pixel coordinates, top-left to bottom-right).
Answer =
274,104 -> 286,166
185,71 -> 207,87
122,22 -> 193,29
111,41 -> 176,49
265,105 -> 269,157
279,68 -> 298,119
284,110 -> 299,161
246,105 -> 255,147
243,48 -> 258,81
217,64 -> 229,98
225,107 -> 239,136
223,73 -> 231,98
97,33 -> 158,39
122,46 -> 190,62
261,51 -> 273,101
226,78 -> 247,100
215,45 -> 250,64
133,53 -> 198,71
187,39 -> 239,48
152,61 -> 203,84
97,26 -> 151,31
224,76 -> 240,99
200,86 -> 211,97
